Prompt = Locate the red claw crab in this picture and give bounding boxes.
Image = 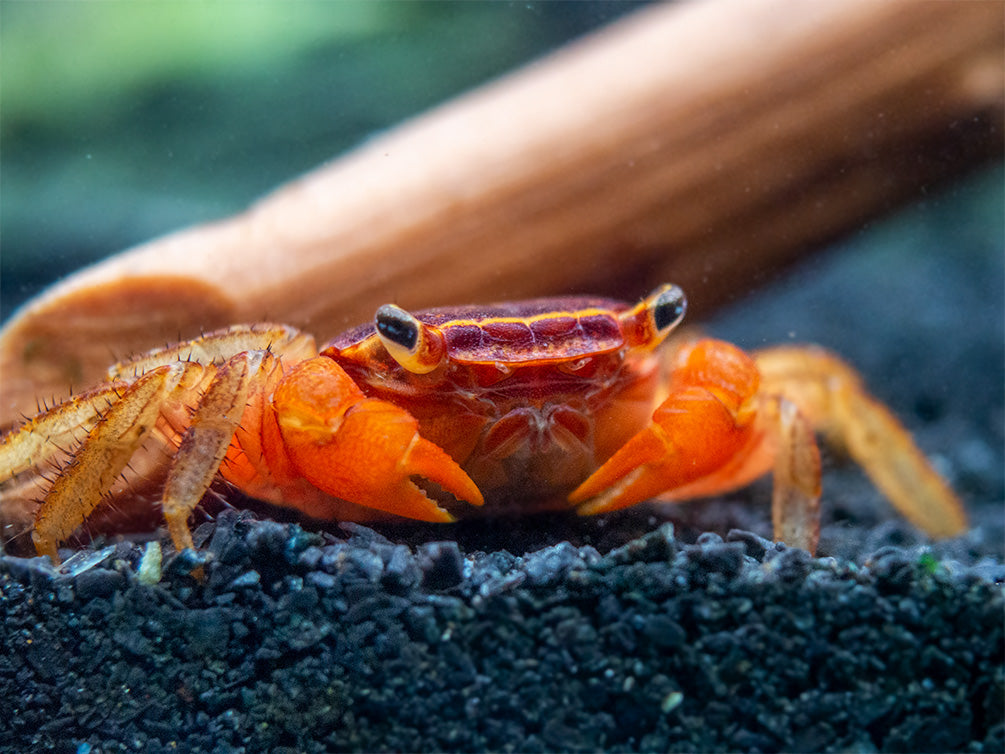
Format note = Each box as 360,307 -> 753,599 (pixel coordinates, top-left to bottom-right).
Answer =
0,284 -> 966,562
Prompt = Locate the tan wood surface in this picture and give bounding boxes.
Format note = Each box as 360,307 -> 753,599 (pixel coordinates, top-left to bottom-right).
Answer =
1,0 -> 1001,427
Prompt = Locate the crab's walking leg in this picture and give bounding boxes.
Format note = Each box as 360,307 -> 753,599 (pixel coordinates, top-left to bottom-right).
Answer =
1,381 -> 133,543
754,346 -> 967,537
160,352 -> 265,552
0,381 -> 129,480
763,395 -> 822,553
273,357 -> 483,522
18,324 -> 319,561
132,325 -> 317,552
106,323 -> 317,380
30,363 -> 200,562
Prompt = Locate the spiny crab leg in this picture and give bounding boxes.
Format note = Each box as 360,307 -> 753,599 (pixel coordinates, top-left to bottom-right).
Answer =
754,346 -> 967,538
0,381 -> 129,479
161,352 -> 265,553
10,324 -> 318,563
0,380 -> 138,550
106,323 -> 316,380
31,362 -> 202,562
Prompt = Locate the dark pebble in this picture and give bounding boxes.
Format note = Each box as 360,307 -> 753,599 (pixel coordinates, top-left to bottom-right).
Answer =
339,521 -> 392,547
72,568 -> 126,601
305,570 -> 337,591
165,547 -> 212,578
606,522 -> 678,564
641,614 -> 687,649
381,544 -> 421,593
765,546 -> 813,583
296,545 -> 324,572
726,529 -> 776,561
186,607 -> 231,656
228,569 -> 261,589
684,539 -> 745,577
418,541 -> 464,590
1,555 -> 58,589
866,546 -> 920,591
245,520 -> 295,559
280,584 -> 320,614
339,548 -> 385,581
522,541 -> 587,587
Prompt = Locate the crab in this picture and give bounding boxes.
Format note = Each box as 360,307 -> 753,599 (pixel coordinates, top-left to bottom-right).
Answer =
0,284 -> 966,563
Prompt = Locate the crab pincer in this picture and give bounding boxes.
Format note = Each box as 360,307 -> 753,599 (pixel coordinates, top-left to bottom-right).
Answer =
273,357 -> 483,522
569,340 -> 763,515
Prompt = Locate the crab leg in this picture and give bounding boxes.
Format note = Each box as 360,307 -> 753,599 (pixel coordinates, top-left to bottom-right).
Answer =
107,323 -> 316,379
0,381 -> 133,545
144,327 -> 319,551
21,325 -> 318,561
0,381 -> 129,480
31,363 -> 200,563
160,352 -> 266,552
273,357 -> 483,522
764,395 -> 822,553
0,324 -> 314,485
754,345 -> 967,537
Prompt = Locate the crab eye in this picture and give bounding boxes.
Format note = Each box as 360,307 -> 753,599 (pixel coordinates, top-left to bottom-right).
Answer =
618,284 -> 688,349
650,284 -> 687,333
376,305 -> 418,349
375,304 -> 445,374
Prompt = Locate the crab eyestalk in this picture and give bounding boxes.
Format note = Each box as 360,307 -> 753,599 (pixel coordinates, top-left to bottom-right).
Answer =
375,304 -> 447,374
618,284 -> 687,349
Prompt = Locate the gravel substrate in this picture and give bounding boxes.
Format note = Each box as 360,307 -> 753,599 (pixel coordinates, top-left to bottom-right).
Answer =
1,170 -> 1002,752
1,513 -> 1003,753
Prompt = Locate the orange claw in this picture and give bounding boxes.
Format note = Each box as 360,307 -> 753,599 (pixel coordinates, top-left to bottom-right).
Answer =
272,357 -> 483,521
571,340 -> 760,515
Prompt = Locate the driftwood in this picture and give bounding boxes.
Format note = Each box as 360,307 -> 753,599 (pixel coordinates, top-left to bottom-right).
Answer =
1,0 -> 1001,427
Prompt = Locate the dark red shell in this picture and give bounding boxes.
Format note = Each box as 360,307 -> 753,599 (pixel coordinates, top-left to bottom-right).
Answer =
329,296 -> 630,364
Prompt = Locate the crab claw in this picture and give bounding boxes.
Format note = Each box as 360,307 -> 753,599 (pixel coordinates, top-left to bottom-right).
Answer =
274,358 -> 483,521
570,340 -> 760,515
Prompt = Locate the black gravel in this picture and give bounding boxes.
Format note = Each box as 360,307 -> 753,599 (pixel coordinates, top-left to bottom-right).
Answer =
1,513 -> 1003,753
1,169 -> 1002,752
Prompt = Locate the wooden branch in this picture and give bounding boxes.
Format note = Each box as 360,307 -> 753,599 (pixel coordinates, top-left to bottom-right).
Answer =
1,0 -> 1001,427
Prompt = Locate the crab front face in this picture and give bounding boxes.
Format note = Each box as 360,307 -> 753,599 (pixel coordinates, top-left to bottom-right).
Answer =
321,285 -> 687,512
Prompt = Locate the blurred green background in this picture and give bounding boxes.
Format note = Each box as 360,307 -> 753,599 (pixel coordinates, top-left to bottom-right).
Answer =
1,1 -> 645,321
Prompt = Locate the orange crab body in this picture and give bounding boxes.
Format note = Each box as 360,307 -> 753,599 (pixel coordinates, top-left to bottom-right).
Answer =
323,297 -> 670,512
0,285 -> 967,562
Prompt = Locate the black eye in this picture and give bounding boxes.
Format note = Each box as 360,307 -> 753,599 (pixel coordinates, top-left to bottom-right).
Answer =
376,305 -> 419,351
652,285 -> 687,331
